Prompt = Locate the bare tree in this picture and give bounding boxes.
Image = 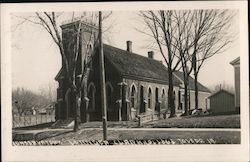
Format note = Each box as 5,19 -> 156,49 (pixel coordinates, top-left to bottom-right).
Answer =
14,12 -> 112,131
38,82 -> 57,103
139,10 -> 235,116
171,11 -> 194,116
188,10 -> 235,109
139,11 -> 183,117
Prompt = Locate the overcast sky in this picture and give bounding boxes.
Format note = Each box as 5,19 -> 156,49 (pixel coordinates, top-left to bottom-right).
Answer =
11,11 -> 240,92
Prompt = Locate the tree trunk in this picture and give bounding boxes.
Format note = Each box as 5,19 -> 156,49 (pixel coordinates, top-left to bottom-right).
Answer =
168,69 -> 176,118
194,72 -> 199,110
192,54 -> 198,110
74,91 -> 81,132
181,62 -> 189,116
184,77 -> 189,115
82,73 -> 89,122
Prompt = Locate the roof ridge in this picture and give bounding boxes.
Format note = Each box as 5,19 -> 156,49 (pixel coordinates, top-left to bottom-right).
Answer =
209,89 -> 235,98
103,43 -> 163,64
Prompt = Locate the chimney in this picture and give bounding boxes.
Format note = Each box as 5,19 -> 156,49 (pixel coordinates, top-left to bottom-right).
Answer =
126,41 -> 132,53
148,51 -> 154,59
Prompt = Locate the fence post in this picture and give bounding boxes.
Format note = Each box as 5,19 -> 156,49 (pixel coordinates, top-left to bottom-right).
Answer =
138,116 -> 141,127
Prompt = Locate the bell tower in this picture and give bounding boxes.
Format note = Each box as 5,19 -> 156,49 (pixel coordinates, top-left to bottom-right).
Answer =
60,19 -> 98,77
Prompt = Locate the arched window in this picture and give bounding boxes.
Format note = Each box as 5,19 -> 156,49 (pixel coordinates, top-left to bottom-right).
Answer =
88,83 -> 95,110
148,88 -> 152,109
131,85 -> 136,108
155,88 -> 159,109
161,89 -> 165,108
106,83 -> 113,110
162,89 -> 165,101
87,43 -> 93,56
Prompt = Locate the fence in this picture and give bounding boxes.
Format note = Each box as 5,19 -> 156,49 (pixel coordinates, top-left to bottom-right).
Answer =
137,111 -> 166,127
13,112 -> 55,128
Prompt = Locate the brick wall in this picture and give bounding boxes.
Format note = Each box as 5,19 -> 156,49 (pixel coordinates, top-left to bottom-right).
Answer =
123,78 -> 180,120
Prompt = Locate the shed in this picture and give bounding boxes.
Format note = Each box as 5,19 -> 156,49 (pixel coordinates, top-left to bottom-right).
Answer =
208,90 -> 235,114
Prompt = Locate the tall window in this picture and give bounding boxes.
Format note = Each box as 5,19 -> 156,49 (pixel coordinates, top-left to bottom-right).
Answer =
162,89 -> 165,101
106,83 -> 113,110
88,83 -> 95,110
161,89 -> 165,109
87,44 -> 93,54
155,88 -> 159,111
148,88 -> 152,109
131,85 -> 136,108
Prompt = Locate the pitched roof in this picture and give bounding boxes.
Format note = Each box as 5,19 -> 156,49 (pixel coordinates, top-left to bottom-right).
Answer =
55,43 -> 210,92
230,56 -> 240,65
55,68 -> 64,81
173,71 -> 211,93
103,44 -> 181,85
208,89 -> 234,98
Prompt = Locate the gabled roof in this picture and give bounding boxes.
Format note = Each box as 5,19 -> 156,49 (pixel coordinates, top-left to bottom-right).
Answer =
55,68 -> 64,81
173,71 -> 211,93
54,43 -> 210,92
103,44 -> 181,85
230,56 -> 240,65
208,89 -> 235,98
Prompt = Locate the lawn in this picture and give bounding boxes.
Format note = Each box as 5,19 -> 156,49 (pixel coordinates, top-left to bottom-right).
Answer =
142,114 -> 240,128
12,114 -> 241,145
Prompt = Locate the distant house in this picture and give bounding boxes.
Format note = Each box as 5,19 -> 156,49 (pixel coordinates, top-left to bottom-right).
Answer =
230,57 -> 240,113
55,20 -> 211,122
208,89 -> 235,114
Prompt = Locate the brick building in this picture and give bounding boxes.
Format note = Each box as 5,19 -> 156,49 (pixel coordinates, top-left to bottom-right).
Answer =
55,20 -> 211,122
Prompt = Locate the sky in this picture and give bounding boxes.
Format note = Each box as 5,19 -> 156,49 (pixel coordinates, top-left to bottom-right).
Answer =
11,11 -> 240,93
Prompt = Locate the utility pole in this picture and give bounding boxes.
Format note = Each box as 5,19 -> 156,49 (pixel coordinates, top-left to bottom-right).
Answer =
99,11 -> 107,140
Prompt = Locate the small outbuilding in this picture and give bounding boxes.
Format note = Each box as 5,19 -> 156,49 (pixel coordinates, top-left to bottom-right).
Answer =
208,89 -> 235,114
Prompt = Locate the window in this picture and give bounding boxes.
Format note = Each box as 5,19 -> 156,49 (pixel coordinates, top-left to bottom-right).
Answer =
148,88 -> 152,109
106,83 -> 113,110
87,43 -> 93,55
140,86 -> 145,113
88,83 -> 95,110
162,89 -> 165,101
155,88 -> 159,111
131,85 -> 136,108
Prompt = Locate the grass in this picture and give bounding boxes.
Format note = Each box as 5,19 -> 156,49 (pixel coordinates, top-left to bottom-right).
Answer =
12,114 -> 241,145
142,114 -> 240,128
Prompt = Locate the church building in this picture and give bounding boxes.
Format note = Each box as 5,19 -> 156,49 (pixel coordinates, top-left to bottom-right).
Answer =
54,20 -> 211,122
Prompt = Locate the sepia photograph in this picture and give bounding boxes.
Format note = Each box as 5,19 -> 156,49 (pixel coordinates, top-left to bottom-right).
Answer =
1,1 -> 249,162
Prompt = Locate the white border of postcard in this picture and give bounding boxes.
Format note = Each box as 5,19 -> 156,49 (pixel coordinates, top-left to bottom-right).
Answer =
1,1 -> 249,162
